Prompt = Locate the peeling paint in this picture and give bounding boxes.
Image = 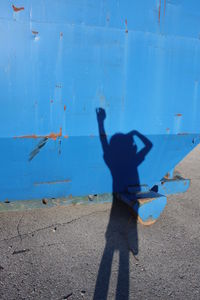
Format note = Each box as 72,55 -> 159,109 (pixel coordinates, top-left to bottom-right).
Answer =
12,5 -> 24,12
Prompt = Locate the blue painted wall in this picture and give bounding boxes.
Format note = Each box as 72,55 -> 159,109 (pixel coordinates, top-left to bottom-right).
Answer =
0,1 -> 200,200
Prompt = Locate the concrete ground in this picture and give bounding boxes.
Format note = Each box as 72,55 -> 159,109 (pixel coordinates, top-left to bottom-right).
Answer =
0,146 -> 200,300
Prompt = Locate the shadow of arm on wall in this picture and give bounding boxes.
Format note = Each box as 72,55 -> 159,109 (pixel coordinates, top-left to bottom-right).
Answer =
127,130 -> 153,165
96,108 -> 109,154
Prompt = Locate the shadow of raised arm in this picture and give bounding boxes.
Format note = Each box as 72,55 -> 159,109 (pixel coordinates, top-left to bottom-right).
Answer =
128,130 -> 153,160
96,108 -> 109,154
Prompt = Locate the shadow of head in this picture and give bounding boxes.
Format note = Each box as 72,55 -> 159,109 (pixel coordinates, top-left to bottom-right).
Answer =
109,133 -> 137,155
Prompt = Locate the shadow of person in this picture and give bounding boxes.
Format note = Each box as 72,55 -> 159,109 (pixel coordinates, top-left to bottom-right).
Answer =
93,108 -> 152,300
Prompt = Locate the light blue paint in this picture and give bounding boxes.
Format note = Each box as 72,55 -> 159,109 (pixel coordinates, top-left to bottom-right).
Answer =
133,196 -> 167,222
152,177 -> 190,195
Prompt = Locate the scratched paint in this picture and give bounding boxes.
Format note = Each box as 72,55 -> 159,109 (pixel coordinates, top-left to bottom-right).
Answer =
35,179 -> 71,185
12,5 -> 24,12
32,31 -> 39,35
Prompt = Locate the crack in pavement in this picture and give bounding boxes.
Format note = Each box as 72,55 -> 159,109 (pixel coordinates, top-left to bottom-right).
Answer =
0,209 -> 110,245
16,214 -> 24,242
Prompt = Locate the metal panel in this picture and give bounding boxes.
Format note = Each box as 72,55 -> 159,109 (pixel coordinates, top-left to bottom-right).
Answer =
0,1 -> 200,201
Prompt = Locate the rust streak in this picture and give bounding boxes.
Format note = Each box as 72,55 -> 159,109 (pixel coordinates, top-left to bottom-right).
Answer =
14,128 -> 63,141
35,179 -> 71,186
175,113 -> 182,117
14,134 -> 38,139
158,0 -> 161,23
12,5 -> 24,12
64,105 -> 66,111
125,19 -> 128,33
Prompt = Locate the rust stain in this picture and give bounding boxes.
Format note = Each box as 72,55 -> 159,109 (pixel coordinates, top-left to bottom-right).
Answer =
14,128 -> 63,141
32,31 -> 39,35
29,137 -> 48,161
64,105 -> 66,111
14,134 -> 38,139
166,128 -> 170,132
175,113 -> 182,117
125,19 -> 128,33
12,5 -> 24,12
164,173 -> 170,179
50,99 -> 54,103
64,135 -> 69,139
60,32 -> 63,38
158,0 -> 161,23
35,179 -> 71,186
48,128 -> 62,140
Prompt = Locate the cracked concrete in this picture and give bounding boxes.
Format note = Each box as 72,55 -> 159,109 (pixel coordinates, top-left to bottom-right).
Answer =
0,146 -> 200,300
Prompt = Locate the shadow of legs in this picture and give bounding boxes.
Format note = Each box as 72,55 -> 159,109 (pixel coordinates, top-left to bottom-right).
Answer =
116,250 -> 129,300
93,245 -> 114,300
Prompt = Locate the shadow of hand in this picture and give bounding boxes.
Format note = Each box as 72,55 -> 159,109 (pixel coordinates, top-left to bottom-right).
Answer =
96,108 -> 106,122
